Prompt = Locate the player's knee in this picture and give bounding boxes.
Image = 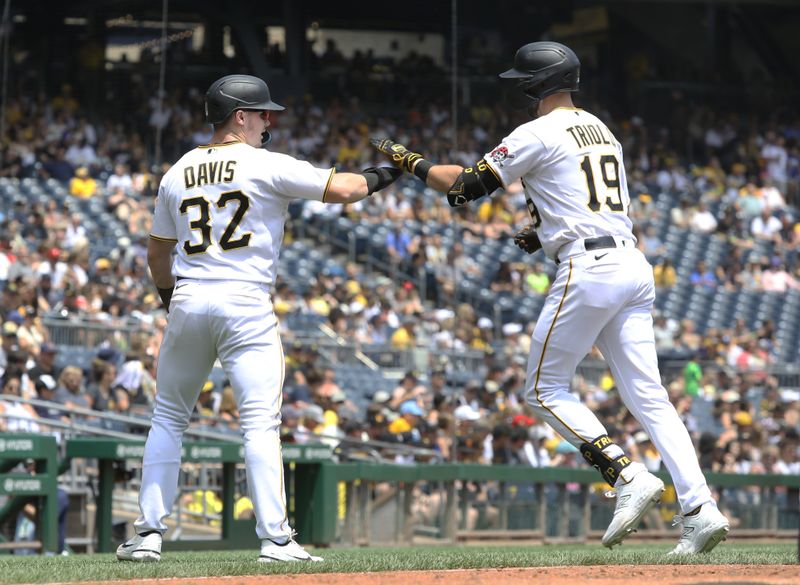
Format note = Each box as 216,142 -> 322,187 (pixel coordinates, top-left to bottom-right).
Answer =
152,407 -> 192,432
524,379 -> 570,404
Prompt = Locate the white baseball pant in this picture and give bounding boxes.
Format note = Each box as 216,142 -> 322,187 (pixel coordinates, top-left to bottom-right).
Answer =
524,241 -> 713,513
134,279 -> 291,541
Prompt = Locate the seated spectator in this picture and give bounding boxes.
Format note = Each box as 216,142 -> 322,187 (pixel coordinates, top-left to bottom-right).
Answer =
39,146 -> 74,182
69,167 -> 97,199
385,225 -> 413,268
736,260 -> 763,291
690,260 -> 717,289
315,367 -> 342,401
390,320 -> 417,349
653,258 -> 677,288
0,374 -> 40,432
113,352 -> 156,413
53,366 -> 92,410
388,400 -> 424,448
642,224 -> 667,257
762,261 -> 798,293
27,342 -> 59,381
670,198 -> 692,229
738,182 -> 763,222
295,404 -> 324,444
677,319 -> 702,353
87,361 -> 128,413
760,133 -> 788,194
490,261 -> 518,293
653,312 -> 678,352
690,201 -> 718,234
390,371 -> 426,410
218,386 -> 239,426
524,262 -> 550,294
751,208 -> 781,241
760,178 -> 786,211
106,163 -> 134,194
194,381 -> 219,419
32,375 -> 69,423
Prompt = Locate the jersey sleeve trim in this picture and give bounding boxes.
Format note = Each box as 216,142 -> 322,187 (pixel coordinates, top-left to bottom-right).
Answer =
483,160 -> 505,190
321,168 -> 336,203
485,159 -> 508,190
149,234 -> 178,243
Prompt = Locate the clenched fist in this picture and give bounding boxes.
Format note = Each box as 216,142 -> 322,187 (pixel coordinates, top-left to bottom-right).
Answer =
371,138 -> 424,173
513,224 -> 542,254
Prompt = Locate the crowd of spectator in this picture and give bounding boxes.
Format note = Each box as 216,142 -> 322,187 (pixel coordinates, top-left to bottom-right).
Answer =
0,63 -> 797,532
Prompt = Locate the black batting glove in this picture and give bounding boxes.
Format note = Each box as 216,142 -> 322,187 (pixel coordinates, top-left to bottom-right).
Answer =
370,138 -> 425,173
513,224 -> 542,254
361,166 -> 403,196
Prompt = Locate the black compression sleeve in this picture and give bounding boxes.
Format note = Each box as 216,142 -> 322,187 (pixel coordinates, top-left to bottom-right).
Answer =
363,171 -> 380,194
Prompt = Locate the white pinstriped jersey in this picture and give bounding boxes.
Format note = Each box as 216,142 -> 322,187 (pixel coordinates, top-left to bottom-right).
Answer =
484,107 -> 634,260
151,141 -> 333,285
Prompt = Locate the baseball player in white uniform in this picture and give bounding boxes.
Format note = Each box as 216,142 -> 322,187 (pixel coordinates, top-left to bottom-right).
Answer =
116,75 -> 400,563
373,42 -> 729,555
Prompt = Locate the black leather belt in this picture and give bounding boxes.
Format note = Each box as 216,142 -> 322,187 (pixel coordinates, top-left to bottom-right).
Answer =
556,236 -> 619,264
584,236 -> 618,251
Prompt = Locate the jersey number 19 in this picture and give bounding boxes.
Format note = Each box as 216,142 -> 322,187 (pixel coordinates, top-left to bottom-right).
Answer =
580,154 -> 625,213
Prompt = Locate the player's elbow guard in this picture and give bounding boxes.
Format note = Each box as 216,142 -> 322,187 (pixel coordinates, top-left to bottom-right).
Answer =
446,159 -> 502,207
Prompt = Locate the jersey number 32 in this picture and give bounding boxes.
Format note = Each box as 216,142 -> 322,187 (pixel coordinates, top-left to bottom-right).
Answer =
180,190 -> 251,255
580,154 -> 626,213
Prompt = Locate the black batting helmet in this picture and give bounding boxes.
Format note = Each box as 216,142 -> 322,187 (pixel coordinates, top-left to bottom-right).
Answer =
204,74 -> 284,125
500,41 -> 580,109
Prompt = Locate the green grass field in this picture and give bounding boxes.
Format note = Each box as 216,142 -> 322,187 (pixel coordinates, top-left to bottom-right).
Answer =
0,544 -> 795,584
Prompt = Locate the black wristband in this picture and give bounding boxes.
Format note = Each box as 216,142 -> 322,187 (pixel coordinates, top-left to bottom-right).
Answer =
413,159 -> 434,182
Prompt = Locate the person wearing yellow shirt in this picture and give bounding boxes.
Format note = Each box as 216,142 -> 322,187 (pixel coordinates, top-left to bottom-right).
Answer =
69,167 -> 97,199
653,258 -> 677,288
388,401 -> 424,446
525,262 -> 550,294
390,321 -> 416,349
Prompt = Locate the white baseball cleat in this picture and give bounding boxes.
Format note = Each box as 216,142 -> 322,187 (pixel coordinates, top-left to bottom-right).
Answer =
602,471 -> 665,549
668,504 -> 730,555
258,538 -> 323,563
116,531 -> 162,562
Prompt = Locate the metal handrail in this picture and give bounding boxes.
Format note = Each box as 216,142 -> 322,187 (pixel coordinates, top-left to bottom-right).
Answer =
0,413 -> 139,440
0,396 -> 240,443
294,429 -> 443,462
0,396 -> 443,460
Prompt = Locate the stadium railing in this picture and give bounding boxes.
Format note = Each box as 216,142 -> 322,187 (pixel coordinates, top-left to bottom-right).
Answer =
0,428 -> 796,552
312,463 -> 800,546
64,438 -> 334,553
0,434 -> 59,554
42,317 -> 143,349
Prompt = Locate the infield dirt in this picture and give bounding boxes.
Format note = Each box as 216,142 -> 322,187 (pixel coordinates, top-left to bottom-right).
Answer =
70,564 -> 799,585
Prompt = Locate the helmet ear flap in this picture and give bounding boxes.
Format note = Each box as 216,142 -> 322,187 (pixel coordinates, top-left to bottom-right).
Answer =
503,78 -> 537,110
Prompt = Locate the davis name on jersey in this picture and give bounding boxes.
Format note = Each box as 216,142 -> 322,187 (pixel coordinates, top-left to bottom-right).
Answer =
151,142 -> 333,285
485,108 -> 635,260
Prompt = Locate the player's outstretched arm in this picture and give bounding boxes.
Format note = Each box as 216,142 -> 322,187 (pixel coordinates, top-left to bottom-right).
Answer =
325,167 -> 402,204
370,138 -> 461,190
371,138 -> 500,207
